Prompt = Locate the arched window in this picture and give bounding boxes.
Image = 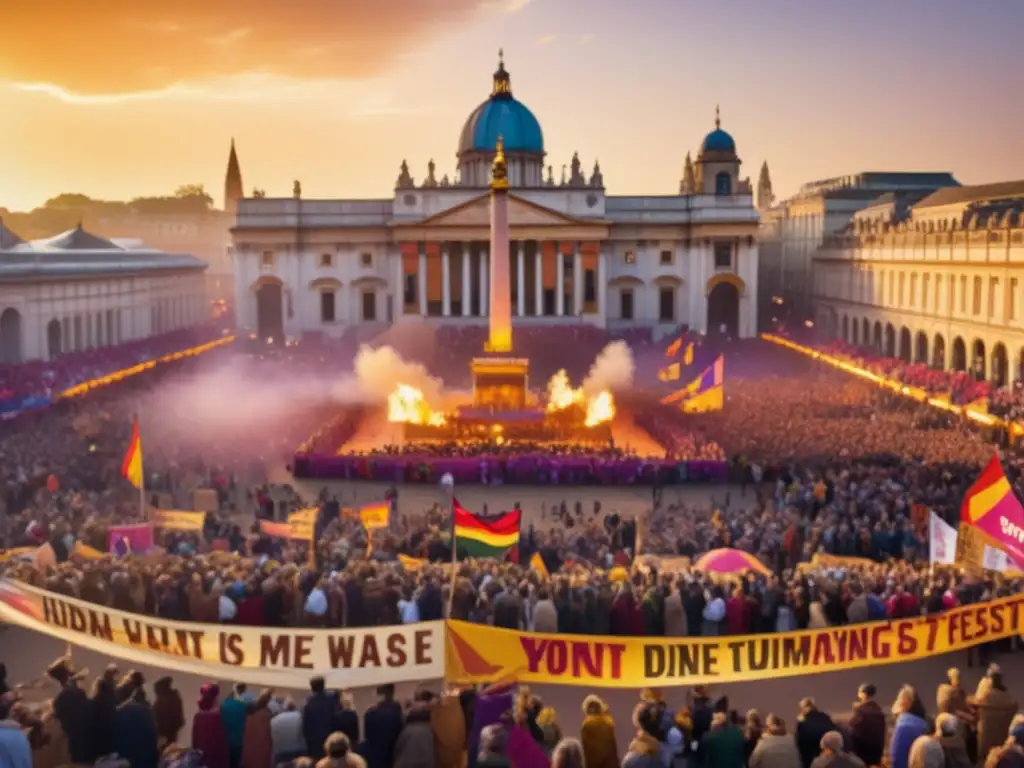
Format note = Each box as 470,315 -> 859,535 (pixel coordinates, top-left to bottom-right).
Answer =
714,172 -> 732,196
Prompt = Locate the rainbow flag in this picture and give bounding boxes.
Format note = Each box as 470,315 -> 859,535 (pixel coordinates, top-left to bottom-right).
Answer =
121,416 -> 143,489
453,501 -> 521,559
959,455 -> 1024,570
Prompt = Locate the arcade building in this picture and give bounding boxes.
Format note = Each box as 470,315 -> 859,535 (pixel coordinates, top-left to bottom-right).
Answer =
231,54 -> 761,342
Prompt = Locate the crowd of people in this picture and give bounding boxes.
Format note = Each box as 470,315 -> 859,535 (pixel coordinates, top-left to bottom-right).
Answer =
3,652 -> 1024,768
3,322 -> 1024,765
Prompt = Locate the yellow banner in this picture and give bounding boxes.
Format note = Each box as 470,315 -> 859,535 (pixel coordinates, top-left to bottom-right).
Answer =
151,509 -> 206,532
446,595 -> 1024,687
287,508 -> 318,541
72,542 -> 105,560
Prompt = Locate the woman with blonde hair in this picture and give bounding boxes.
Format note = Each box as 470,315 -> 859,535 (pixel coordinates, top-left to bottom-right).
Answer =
580,695 -> 619,768
551,738 -> 586,768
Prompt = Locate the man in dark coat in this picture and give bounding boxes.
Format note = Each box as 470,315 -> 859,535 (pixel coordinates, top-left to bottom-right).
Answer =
363,683 -> 404,768
797,697 -> 837,768
48,657 -> 94,764
302,676 -> 337,761
115,685 -> 160,768
848,684 -> 886,767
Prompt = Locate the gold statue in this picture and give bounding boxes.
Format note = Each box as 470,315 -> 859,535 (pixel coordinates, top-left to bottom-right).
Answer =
491,135 -> 509,190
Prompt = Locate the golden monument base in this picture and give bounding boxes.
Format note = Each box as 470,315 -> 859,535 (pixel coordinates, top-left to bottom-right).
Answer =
470,356 -> 531,411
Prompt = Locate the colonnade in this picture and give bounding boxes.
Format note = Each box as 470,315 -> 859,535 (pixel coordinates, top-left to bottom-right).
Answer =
399,240 -> 603,319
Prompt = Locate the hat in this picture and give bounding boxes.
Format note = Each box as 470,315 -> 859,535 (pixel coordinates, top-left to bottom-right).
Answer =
197,683 -> 220,711
46,657 -> 86,684
987,663 -> 1002,677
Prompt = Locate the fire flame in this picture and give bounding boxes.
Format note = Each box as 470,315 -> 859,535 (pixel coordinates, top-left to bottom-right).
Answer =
388,384 -> 447,426
545,369 -> 615,426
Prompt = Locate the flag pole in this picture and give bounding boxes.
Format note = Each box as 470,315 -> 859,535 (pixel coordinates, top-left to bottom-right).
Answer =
441,473 -> 455,617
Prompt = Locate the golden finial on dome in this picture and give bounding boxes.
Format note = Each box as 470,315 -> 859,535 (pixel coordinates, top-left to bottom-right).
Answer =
492,49 -> 512,97
715,104 -> 721,129
491,135 -> 509,190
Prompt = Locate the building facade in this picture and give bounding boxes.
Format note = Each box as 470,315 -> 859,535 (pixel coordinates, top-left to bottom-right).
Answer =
231,56 -> 761,344
758,172 -> 960,323
813,180 -> 1024,386
0,222 -> 207,363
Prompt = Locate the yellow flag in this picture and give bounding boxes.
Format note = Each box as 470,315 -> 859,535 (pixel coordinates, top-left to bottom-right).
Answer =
683,343 -> 694,365
658,363 -> 680,382
529,552 -> 549,578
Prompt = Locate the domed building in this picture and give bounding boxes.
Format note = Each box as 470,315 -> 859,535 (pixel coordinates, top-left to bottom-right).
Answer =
231,55 -> 761,343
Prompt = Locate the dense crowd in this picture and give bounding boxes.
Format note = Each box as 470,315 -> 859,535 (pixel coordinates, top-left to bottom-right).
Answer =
3,651 -> 1024,768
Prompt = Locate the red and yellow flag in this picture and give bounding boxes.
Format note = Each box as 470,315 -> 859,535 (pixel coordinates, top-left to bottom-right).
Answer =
121,417 -> 143,489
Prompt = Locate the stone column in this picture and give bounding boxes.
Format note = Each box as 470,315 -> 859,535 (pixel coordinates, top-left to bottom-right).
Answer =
441,245 -> 451,317
556,245 -> 565,316
516,242 -> 525,317
535,244 -> 544,316
573,246 -> 583,316
462,244 -> 472,317
417,243 -> 427,316
597,248 -> 607,322
393,248 -> 404,317
479,247 -> 489,317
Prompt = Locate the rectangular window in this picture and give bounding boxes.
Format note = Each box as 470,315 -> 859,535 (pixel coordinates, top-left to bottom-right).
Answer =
403,274 -> 416,306
898,273 -> 905,306
658,287 -> 675,322
1012,278 -> 1019,320
320,253 -> 333,267
261,251 -> 274,270
360,252 -> 373,267
362,290 -> 377,321
959,276 -> 967,313
320,291 -> 336,323
584,268 -> 596,303
713,242 -> 733,270
973,276 -> 982,315
989,277 -> 998,319
660,249 -> 673,266
623,250 -> 636,265
921,274 -> 929,310
909,274 -> 917,307
620,289 -> 634,320
888,272 -> 895,305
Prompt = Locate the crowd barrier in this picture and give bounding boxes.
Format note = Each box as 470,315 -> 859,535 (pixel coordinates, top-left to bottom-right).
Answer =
2,579 -> 1021,690
292,454 -> 728,485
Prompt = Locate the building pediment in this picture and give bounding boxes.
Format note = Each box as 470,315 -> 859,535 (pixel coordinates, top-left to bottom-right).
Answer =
411,194 -> 589,229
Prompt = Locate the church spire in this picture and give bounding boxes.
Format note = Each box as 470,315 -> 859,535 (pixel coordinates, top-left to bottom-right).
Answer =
680,152 -> 696,195
757,160 -> 774,210
224,138 -> 243,215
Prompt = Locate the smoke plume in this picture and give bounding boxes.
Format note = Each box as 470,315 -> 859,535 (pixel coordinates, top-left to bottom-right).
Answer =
582,341 -> 635,394
351,344 -> 444,405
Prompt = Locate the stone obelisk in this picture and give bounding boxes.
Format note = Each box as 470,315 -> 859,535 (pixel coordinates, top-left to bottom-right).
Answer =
486,136 -> 512,354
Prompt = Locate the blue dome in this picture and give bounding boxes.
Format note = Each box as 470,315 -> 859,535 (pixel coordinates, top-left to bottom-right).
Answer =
458,56 -> 544,155
701,128 -> 735,154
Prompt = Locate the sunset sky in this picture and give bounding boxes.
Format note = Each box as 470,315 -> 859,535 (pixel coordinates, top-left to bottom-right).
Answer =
1,0 -> 1022,212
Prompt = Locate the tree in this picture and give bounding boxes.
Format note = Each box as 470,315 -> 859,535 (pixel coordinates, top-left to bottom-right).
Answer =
44,193 -> 96,210
174,183 -> 208,199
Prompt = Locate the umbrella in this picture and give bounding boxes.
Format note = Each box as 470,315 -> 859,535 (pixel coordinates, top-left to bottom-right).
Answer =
693,547 -> 772,577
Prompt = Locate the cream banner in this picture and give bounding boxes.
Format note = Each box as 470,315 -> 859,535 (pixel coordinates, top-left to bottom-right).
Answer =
0,580 -> 444,689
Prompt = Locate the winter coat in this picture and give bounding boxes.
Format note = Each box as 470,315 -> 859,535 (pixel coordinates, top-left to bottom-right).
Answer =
114,699 -> 160,768
890,713 -> 929,768
975,687 -> 1018,762
431,693 -> 467,768
580,712 -> 620,768
664,590 -> 687,637
533,599 -> 558,633
848,699 -> 886,767
393,706 -> 437,768
702,725 -> 747,768
363,700 -> 405,768
750,732 -> 803,768
797,710 -> 837,768
191,709 -> 230,768
241,707 -> 273,768
303,692 -> 339,760
622,732 -> 663,768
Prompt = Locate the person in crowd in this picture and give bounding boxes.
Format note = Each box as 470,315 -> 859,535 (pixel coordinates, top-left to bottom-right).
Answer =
363,683 -> 404,768
304,677 -> 339,761
749,713 -> 801,768
469,682 -> 515,768
317,732 -> 367,768
743,709 -> 763,763
581,696 -> 618,768
908,733 -> 944,768
153,675 -> 186,749
192,683 -> 231,768
333,691 -> 360,752
393,698 -> 437,768
848,683 -> 886,767
431,688 -> 467,768
934,713 -> 972,768
477,724 -> 512,768
114,674 -> 159,768
811,731 -> 864,768
272,699 -> 308,765
973,664 -> 1019,763
89,664 -> 120,760
701,710 -> 746,768
796,698 -> 836,768
222,683 -> 251,768
891,686 -> 930,768
551,738 -> 586,768
985,723 -> 1024,768
47,657 -> 93,764
0,693 -> 33,768
623,700 -> 665,768
241,689 -> 275,768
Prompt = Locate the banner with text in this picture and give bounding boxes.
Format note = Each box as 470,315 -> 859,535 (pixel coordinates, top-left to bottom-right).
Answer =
446,595 -> 1024,688
0,580 -> 444,689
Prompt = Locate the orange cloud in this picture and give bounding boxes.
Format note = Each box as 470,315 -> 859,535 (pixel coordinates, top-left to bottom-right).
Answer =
0,0 -> 482,93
